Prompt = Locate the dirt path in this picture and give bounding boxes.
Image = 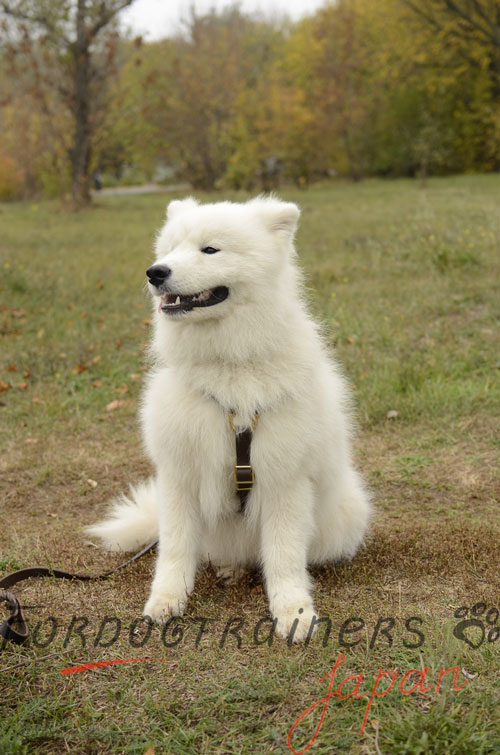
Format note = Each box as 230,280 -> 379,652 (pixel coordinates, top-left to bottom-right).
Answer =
94,182 -> 190,197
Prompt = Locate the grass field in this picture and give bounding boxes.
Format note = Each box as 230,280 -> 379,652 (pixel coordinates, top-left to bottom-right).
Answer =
1,175 -> 499,754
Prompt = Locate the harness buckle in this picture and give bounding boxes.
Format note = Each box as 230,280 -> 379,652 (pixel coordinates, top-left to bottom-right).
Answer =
233,464 -> 255,492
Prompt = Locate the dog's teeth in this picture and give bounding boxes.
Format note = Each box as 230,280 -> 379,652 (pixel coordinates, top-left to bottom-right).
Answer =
175,296 -> 180,305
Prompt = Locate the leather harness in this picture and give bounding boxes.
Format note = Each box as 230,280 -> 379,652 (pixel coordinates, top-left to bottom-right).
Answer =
228,410 -> 259,513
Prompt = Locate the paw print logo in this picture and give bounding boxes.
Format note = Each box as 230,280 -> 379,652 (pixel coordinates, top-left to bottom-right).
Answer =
453,603 -> 500,648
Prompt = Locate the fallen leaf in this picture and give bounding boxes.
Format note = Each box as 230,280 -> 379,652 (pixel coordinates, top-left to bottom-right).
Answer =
72,364 -> 87,374
7,364 -> 17,372
16,382 -> 29,390
130,373 -> 142,380
92,380 -> 103,388
23,367 -> 31,378
115,385 -> 129,395
87,478 -> 98,488
462,668 -> 478,680
106,399 -> 130,411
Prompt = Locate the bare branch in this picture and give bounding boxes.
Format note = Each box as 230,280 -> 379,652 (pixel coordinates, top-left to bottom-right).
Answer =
403,0 -> 486,67
1,1 -> 71,46
403,1 -> 441,32
470,0 -> 500,34
444,0 -> 499,45
404,0 -> 500,47
90,0 -> 135,39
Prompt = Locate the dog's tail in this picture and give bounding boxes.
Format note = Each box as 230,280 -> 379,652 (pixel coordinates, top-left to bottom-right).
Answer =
85,478 -> 158,552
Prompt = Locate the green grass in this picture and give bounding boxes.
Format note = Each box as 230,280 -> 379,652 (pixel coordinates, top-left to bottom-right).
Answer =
1,175 -> 499,753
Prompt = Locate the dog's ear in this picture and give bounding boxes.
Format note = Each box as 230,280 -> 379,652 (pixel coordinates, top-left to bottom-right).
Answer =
166,197 -> 199,220
252,198 -> 300,237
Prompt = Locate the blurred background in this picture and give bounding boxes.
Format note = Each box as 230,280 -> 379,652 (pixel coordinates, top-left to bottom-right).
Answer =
2,5 -> 500,752
1,0 -> 499,205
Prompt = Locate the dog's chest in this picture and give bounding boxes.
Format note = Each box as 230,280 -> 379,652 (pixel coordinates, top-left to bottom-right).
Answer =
143,365 -> 312,520
142,371 -> 249,513
182,357 -> 300,426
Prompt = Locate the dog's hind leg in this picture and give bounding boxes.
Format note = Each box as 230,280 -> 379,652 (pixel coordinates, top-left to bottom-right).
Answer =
310,464 -> 371,564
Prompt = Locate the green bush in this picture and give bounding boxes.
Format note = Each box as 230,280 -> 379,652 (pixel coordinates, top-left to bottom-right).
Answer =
0,151 -> 23,201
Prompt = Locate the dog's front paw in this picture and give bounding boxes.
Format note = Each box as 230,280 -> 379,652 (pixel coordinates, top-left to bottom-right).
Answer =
275,604 -> 318,643
143,591 -> 187,623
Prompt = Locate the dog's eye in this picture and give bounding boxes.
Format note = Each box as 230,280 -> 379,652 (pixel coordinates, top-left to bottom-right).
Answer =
201,246 -> 220,254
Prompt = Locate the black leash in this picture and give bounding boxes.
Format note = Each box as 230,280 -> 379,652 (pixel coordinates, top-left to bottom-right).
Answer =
0,539 -> 158,646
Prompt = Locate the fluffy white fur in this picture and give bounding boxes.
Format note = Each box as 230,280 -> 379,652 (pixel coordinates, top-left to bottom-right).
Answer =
86,196 -> 371,642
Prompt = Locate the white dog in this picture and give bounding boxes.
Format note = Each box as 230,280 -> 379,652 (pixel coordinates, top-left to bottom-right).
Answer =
87,196 -> 371,642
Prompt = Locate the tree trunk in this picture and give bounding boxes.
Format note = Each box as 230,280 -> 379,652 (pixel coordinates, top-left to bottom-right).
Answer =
71,0 -> 92,206
342,128 -> 361,181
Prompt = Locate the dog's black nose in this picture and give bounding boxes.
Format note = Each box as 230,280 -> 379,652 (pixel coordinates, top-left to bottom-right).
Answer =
146,264 -> 171,287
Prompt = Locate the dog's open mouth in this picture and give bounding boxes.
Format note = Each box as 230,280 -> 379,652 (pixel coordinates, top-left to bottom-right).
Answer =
159,286 -> 229,314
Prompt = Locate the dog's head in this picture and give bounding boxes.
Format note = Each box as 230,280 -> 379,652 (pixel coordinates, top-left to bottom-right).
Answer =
147,196 -> 300,320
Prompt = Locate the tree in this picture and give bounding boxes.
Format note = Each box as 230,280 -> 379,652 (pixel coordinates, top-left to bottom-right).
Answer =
403,1 -> 500,94
94,36 -> 161,181
1,0 -> 136,204
403,0 -> 500,168
137,7 -> 287,190
224,71 -> 319,190
285,1 -> 387,180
